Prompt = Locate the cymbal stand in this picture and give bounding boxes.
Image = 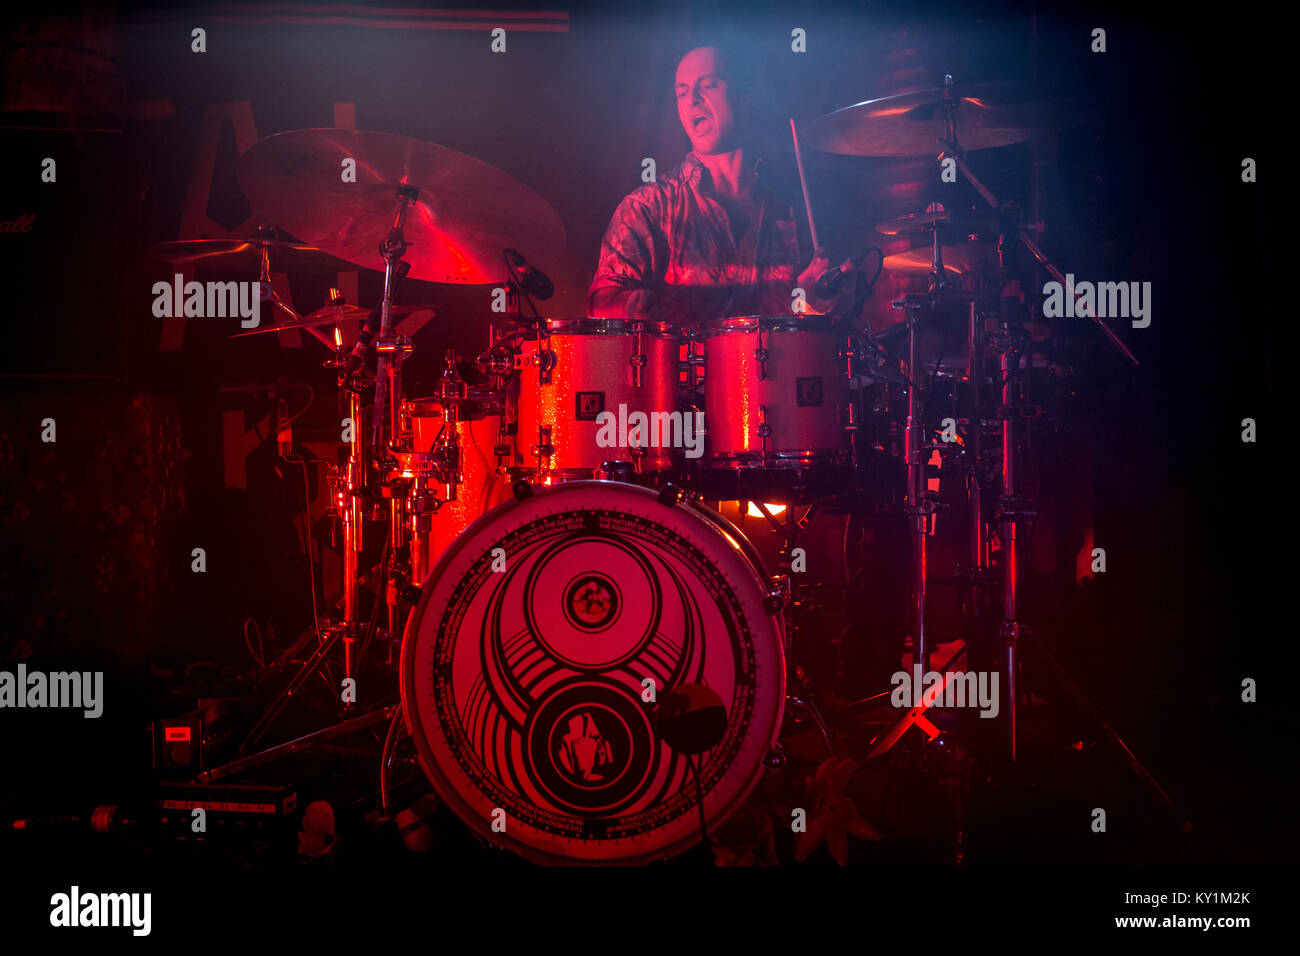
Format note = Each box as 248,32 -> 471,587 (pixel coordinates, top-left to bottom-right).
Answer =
251,224 -> 334,349
406,351 -> 466,589
901,292 -> 939,679
751,500 -> 834,756
936,75 -> 1137,368
328,340 -> 370,691
373,186 -> 417,639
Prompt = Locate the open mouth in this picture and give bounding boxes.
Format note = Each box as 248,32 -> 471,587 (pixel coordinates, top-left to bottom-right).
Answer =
691,113 -> 711,132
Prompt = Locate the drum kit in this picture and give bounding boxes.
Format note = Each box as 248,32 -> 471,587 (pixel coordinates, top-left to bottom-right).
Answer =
166,78 -> 1146,864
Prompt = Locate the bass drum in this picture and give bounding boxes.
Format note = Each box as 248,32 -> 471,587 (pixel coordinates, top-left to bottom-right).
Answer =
400,480 -> 785,865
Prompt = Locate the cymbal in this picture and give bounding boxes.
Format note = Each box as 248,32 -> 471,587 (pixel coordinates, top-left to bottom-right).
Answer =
882,243 -> 998,276
229,302 -> 429,338
875,208 -> 992,237
148,237 -> 351,272
804,82 -> 1069,157
236,129 -> 566,284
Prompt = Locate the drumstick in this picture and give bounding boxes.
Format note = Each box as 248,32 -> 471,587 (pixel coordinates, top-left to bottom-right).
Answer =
789,118 -> 824,255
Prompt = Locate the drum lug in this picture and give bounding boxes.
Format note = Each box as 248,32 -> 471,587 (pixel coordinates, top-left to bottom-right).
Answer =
631,322 -> 646,387
511,478 -> 533,501
656,483 -> 683,506
754,325 -> 768,381
763,590 -> 784,614
514,347 -> 555,385
531,425 -> 554,470
757,405 -> 771,464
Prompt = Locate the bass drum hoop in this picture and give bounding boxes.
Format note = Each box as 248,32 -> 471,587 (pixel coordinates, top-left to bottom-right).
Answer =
399,480 -> 785,866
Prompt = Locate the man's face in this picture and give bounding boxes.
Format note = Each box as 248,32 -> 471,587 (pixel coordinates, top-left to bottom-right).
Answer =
675,47 -> 738,155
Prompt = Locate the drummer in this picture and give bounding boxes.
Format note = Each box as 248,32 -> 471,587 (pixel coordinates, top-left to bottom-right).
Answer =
588,44 -> 832,327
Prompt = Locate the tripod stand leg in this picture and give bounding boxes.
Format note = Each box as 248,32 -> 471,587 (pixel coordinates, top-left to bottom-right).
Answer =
202,704 -> 397,783
1027,632 -> 1189,830
239,622 -> 348,755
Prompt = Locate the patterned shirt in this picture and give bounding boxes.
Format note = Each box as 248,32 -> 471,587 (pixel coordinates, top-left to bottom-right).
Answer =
587,152 -> 807,329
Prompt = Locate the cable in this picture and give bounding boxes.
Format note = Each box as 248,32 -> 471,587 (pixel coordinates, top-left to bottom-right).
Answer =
281,384 -> 315,429
685,753 -> 711,853
243,618 -> 265,669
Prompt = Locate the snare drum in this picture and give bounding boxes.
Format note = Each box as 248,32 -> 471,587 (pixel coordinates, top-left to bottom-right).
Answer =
398,388 -> 512,584
696,314 -> 852,474
513,318 -> 683,479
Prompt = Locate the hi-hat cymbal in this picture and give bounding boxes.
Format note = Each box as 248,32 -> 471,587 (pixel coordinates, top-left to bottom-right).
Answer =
883,243 -> 998,276
875,208 -> 992,237
236,129 -> 566,284
804,82 -> 1070,157
229,302 -> 429,338
148,237 -> 351,272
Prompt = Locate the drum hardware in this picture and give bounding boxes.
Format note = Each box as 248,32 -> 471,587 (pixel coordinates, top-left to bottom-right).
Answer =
753,324 -> 769,380
804,74 -> 1132,767
923,77 -> 1136,367
531,425 -> 554,474
631,321 -> 646,387
200,704 -> 399,784
746,499 -> 835,756
230,301 -> 425,338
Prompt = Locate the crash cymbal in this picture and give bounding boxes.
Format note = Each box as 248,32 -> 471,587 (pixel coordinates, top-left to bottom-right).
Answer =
882,242 -> 998,276
236,129 -> 566,284
875,207 -> 992,237
804,82 -> 1070,157
229,302 -> 429,338
148,237 -> 351,272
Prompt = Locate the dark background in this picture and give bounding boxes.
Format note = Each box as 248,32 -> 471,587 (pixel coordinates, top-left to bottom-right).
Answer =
0,0 -> 1288,876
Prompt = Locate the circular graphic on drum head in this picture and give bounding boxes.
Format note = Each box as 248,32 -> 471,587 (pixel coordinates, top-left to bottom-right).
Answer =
563,573 -> 620,631
400,481 -> 785,865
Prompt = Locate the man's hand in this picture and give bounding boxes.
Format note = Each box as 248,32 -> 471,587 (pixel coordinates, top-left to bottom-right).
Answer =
796,251 -> 833,314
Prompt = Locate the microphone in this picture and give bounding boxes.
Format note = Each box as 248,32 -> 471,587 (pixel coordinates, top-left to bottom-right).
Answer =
814,257 -> 858,299
814,248 -> 883,300
652,683 -> 727,755
505,248 -> 554,300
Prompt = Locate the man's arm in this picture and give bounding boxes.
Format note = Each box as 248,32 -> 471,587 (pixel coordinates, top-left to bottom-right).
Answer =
587,194 -> 664,319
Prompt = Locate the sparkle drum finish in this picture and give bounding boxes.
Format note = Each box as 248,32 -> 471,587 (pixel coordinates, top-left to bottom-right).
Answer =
697,315 -> 852,468
514,319 -> 682,479
398,389 -> 512,584
399,481 -> 786,865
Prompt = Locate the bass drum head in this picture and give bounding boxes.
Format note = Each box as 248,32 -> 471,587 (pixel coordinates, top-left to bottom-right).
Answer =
400,480 -> 785,865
